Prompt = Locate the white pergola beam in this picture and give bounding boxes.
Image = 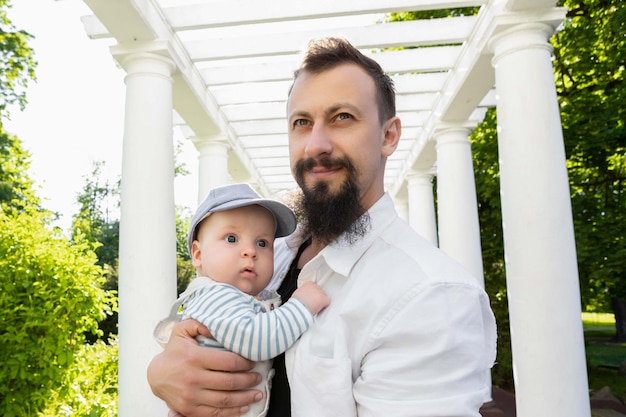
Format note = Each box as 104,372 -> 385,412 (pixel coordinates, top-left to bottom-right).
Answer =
372,46 -> 462,74
222,103 -> 287,122
184,17 -> 476,61
201,59 -> 451,88
200,58 -> 298,85
165,0 -> 486,30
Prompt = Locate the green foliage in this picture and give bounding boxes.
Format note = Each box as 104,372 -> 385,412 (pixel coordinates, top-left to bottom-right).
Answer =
38,338 -> 118,417
391,0 -> 626,386
71,161 -> 120,268
177,255 -> 195,295
175,206 -> 194,294
552,0 -> 626,310
0,0 -> 37,118
387,7 -> 479,22
71,162 -> 120,341
0,3 -> 120,414
70,161 -> 198,340
0,210 -> 116,416
174,136 -> 191,177
0,2 -> 40,215
585,330 -> 626,399
0,129 -> 40,212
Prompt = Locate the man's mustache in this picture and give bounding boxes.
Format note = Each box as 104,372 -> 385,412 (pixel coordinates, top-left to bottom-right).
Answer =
296,156 -> 350,173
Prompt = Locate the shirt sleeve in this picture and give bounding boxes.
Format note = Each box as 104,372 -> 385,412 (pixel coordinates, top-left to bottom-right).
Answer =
353,282 -> 497,417
182,284 -> 315,361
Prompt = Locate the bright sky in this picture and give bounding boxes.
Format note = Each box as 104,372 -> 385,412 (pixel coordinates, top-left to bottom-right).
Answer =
5,0 -> 198,231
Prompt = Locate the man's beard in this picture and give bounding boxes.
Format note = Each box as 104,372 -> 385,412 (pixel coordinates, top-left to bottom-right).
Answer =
293,156 -> 370,245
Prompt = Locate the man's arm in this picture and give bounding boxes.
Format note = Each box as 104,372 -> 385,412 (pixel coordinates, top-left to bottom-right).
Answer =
354,283 -> 497,417
147,319 -> 264,417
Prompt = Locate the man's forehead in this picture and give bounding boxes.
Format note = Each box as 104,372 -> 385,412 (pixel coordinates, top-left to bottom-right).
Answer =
287,65 -> 375,108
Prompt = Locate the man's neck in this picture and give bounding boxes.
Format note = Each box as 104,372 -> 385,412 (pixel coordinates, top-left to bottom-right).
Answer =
297,238 -> 326,269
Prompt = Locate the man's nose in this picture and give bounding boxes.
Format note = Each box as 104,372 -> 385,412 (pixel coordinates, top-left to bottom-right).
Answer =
304,122 -> 333,158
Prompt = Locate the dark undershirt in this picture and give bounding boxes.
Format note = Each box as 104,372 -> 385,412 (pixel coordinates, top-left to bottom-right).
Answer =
266,237 -> 312,417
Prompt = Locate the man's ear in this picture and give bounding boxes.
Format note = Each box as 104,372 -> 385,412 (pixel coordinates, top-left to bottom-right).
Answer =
190,240 -> 202,268
382,116 -> 401,157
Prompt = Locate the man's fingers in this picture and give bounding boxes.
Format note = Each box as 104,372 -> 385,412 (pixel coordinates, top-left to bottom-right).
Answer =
149,319 -> 263,417
198,367 -> 262,391
173,389 -> 262,417
200,388 -> 264,409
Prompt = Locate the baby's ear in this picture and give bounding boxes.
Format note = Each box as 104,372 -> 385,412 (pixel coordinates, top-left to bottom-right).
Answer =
190,240 -> 202,267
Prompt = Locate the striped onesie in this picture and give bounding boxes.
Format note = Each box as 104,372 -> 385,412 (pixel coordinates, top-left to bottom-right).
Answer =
181,276 -> 314,360
176,276 -> 314,417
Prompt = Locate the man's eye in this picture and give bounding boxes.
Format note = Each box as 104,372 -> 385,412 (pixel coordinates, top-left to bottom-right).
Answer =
293,119 -> 310,127
257,239 -> 268,248
225,235 -> 237,243
336,113 -> 352,121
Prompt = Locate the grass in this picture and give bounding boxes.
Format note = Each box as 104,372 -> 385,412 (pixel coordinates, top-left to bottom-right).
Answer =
583,312 -> 626,401
583,312 -> 616,329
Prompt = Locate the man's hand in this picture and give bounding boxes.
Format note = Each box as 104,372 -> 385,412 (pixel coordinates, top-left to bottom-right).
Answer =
147,319 -> 264,417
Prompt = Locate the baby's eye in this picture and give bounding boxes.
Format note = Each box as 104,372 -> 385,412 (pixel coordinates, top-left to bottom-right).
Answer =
256,239 -> 268,248
225,235 -> 237,243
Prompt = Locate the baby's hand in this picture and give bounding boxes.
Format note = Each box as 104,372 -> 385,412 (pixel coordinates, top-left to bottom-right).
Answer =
293,281 -> 330,315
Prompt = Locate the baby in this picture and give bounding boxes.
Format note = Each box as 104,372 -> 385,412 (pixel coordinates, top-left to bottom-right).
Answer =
154,183 -> 329,417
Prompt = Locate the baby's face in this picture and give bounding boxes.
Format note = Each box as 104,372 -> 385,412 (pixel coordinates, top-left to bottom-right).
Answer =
191,205 -> 275,296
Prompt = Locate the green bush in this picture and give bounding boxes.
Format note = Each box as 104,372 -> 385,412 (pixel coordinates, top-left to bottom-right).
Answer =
39,338 -> 118,417
0,210 -> 116,416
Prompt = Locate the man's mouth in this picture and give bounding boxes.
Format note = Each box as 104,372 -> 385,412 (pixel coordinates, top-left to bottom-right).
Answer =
308,165 -> 341,179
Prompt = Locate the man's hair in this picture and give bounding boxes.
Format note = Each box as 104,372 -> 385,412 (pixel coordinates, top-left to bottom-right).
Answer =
290,37 -> 396,125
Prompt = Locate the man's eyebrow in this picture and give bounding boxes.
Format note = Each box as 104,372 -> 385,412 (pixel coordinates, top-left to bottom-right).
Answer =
287,110 -> 312,121
288,103 -> 362,122
326,103 -> 360,116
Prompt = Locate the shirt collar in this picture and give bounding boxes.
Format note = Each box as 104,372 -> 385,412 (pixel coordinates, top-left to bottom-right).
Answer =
319,192 -> 397,277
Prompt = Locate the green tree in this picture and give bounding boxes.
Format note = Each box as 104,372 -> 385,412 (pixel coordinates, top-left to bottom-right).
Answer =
0,1 -> 38,214
0,3 -> 119,415
70,155 -> 197,343
551,0 -> 626,339
0,0 -> 40,215
176,206 -> 195,295
0,130 -> 40,212
0,0 -> 36,119
386,7 -> 514,388
0,210 -> 116,416
71,162 -> 120,341
390,0 -> 626,381
71,161 -> 120,266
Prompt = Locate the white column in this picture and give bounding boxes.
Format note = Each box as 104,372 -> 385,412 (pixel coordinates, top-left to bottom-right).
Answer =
191,135 -> 230,203
434,126 -> 492,404
117,52 -> 176,416
435,126 -> 484,282
490,23 -> 590,417
394,194 -> 409,223
406,170 -> 438,246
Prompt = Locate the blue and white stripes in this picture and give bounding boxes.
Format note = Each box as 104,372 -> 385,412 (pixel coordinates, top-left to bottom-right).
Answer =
182,282 -> 314,361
